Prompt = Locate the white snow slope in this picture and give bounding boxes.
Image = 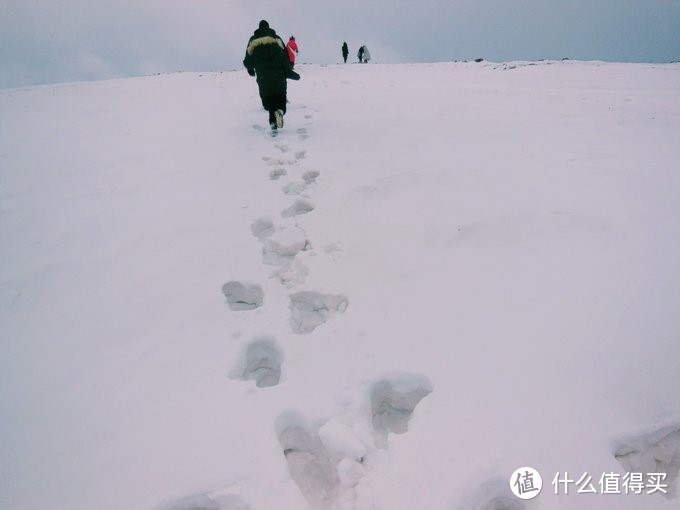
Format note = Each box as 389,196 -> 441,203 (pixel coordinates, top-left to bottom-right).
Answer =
1,61 -> 680,510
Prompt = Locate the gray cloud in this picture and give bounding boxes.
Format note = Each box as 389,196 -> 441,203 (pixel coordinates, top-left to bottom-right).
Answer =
1,0 -> 679,89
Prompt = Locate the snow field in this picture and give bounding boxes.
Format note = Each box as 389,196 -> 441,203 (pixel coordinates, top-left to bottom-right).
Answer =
1,60 -> 680,510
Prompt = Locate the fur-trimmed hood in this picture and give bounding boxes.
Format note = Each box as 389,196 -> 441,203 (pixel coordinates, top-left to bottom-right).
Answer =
247,28 -> 285,56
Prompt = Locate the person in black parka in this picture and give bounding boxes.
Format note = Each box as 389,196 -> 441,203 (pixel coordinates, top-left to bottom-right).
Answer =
342,42 -> 349,63
243,20 -> 300,131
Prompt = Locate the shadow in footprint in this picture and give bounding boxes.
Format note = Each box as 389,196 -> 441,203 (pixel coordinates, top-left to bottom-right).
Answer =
251,217 -> 275,241
302,170 -> 320,185
159,492 -> 252,510
289,291 -> 348,334
234,337 -> 283,388
283,182 -> 306,196
281,199 -> 315,218
270,168 -> 287,180
278,420 -> 340,510
370,374 -> 432,448
222,281 -> 264,311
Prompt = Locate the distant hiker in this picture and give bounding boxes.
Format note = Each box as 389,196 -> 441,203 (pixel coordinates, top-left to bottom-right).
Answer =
362,46 -> 371,63
286,36 -> 299,68
243,20 -> 300,132
342,42 -> 349,63
357,45 -> 365,63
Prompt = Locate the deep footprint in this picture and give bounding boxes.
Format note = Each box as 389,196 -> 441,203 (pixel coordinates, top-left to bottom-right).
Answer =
302,170 -> 320,184
251,217 -> 275,241
269,168 -> 287,180
221,281 -> 264,311
278,423 -> 339,509
238,337 -> 283,388
281,199 -> 315,218
289,291 -> 348,334
370,374 -> 432,448
282,182 -> 306,195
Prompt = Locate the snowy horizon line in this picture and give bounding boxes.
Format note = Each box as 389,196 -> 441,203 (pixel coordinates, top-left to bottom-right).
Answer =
4,57 -> 679,92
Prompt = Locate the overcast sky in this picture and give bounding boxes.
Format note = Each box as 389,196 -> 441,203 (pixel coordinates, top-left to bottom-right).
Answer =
2,0 -> 679,89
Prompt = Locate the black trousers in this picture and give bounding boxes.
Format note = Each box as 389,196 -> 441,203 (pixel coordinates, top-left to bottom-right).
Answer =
261,93 -> 287,123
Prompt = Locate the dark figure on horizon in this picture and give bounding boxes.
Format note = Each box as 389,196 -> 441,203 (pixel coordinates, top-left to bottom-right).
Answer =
342,42 -> 349,63
243,20 -> 300,132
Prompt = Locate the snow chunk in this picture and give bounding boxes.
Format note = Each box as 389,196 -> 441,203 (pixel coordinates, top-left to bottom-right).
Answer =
615,424 -> 680,498
272,259 -> 309,288
318,418 -> 367,461
263,226 -> 309,266
337,458 -> 365,489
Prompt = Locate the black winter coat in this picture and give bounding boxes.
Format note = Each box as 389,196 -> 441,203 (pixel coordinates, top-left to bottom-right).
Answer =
243,27 -> 296,97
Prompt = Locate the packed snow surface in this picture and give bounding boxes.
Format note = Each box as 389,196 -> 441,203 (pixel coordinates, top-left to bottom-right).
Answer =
1,60 -> 680,510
